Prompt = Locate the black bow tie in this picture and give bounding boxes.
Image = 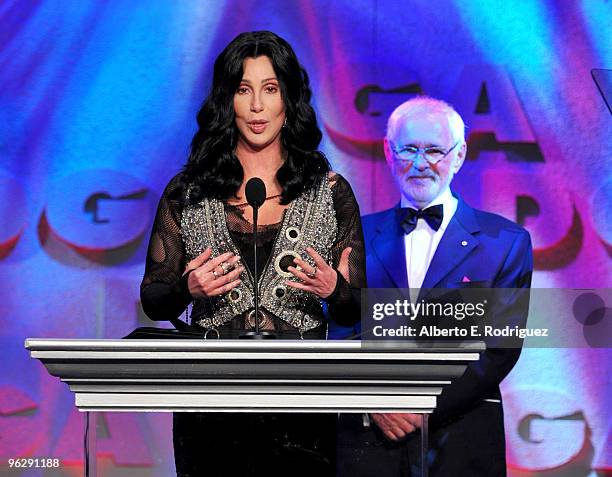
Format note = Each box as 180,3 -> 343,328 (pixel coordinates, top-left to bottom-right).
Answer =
399,205 -> 444,234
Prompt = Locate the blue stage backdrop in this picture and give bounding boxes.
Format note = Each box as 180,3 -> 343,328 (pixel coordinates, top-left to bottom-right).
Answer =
1,1 -> 610,475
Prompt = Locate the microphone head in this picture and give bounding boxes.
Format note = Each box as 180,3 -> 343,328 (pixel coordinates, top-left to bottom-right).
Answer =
245,177 -> 266,208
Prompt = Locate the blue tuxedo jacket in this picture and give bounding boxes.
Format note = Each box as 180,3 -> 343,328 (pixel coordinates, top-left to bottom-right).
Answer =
365,197 -> 532,291
338,196 -> 533,476
362,195 -> 532,419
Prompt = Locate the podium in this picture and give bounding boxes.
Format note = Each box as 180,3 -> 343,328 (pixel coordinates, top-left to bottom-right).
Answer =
26,338 -> 484,476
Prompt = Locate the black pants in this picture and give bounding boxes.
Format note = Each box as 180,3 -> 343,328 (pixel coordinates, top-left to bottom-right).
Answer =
173,412 -> 336,477
336,414 -> 420,477
336,401 -> 507,477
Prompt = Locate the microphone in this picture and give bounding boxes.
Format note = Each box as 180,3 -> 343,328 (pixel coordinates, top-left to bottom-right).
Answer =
241,178 -> 276,339
245,177 -> 266,208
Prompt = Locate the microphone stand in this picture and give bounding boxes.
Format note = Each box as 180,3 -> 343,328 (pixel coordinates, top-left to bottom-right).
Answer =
241,195 -> 276,339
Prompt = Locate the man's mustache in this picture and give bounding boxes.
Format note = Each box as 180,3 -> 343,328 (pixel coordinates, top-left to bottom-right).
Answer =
408,175 -> 436,179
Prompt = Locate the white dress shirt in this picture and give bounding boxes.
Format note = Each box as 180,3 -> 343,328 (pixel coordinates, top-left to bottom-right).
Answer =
401,188 -> 458,300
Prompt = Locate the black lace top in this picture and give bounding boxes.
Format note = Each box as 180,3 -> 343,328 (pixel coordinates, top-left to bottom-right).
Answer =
140,172 -> 366,334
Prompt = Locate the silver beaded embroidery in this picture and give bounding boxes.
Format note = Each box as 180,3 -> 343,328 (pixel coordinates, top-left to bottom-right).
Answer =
180,176 -> 337,333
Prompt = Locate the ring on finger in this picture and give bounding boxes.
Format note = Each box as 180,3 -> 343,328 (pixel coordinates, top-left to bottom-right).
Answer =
220,262 -> 230,275
306,265 -> 317,279
212,270 -> 219,279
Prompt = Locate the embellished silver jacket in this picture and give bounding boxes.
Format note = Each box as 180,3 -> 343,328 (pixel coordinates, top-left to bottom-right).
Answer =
181,176 -> 337,333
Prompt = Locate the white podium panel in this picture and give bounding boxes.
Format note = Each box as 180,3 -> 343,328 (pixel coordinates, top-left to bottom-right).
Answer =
25,339 -> 483,413
26,338 -> 484,477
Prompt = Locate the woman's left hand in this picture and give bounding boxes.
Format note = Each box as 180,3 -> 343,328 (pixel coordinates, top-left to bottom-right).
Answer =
285,247 -> 345,299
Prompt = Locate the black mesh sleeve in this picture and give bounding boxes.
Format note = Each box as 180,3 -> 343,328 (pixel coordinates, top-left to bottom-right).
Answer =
140,174 -> 192,322
325,173 -> 367,326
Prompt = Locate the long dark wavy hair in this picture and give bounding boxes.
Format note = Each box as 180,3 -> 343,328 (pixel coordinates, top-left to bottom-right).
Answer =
182,31 -> 330,204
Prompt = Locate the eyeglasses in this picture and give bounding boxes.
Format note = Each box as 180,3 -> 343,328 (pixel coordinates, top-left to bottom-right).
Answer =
390,141 -> 460,165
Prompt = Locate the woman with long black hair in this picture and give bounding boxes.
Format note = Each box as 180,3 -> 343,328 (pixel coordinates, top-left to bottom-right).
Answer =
140,30 -> 365,476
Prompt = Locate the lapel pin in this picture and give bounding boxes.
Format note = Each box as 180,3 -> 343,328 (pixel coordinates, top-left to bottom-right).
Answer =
462,276 -> 471,283
461,240 -> 468,246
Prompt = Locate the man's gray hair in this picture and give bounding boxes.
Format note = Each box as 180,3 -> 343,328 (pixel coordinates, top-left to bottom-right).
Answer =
386,96 -> 466,143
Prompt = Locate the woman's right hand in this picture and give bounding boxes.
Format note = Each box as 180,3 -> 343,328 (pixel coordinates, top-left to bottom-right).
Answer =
184,247 -> 244,299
